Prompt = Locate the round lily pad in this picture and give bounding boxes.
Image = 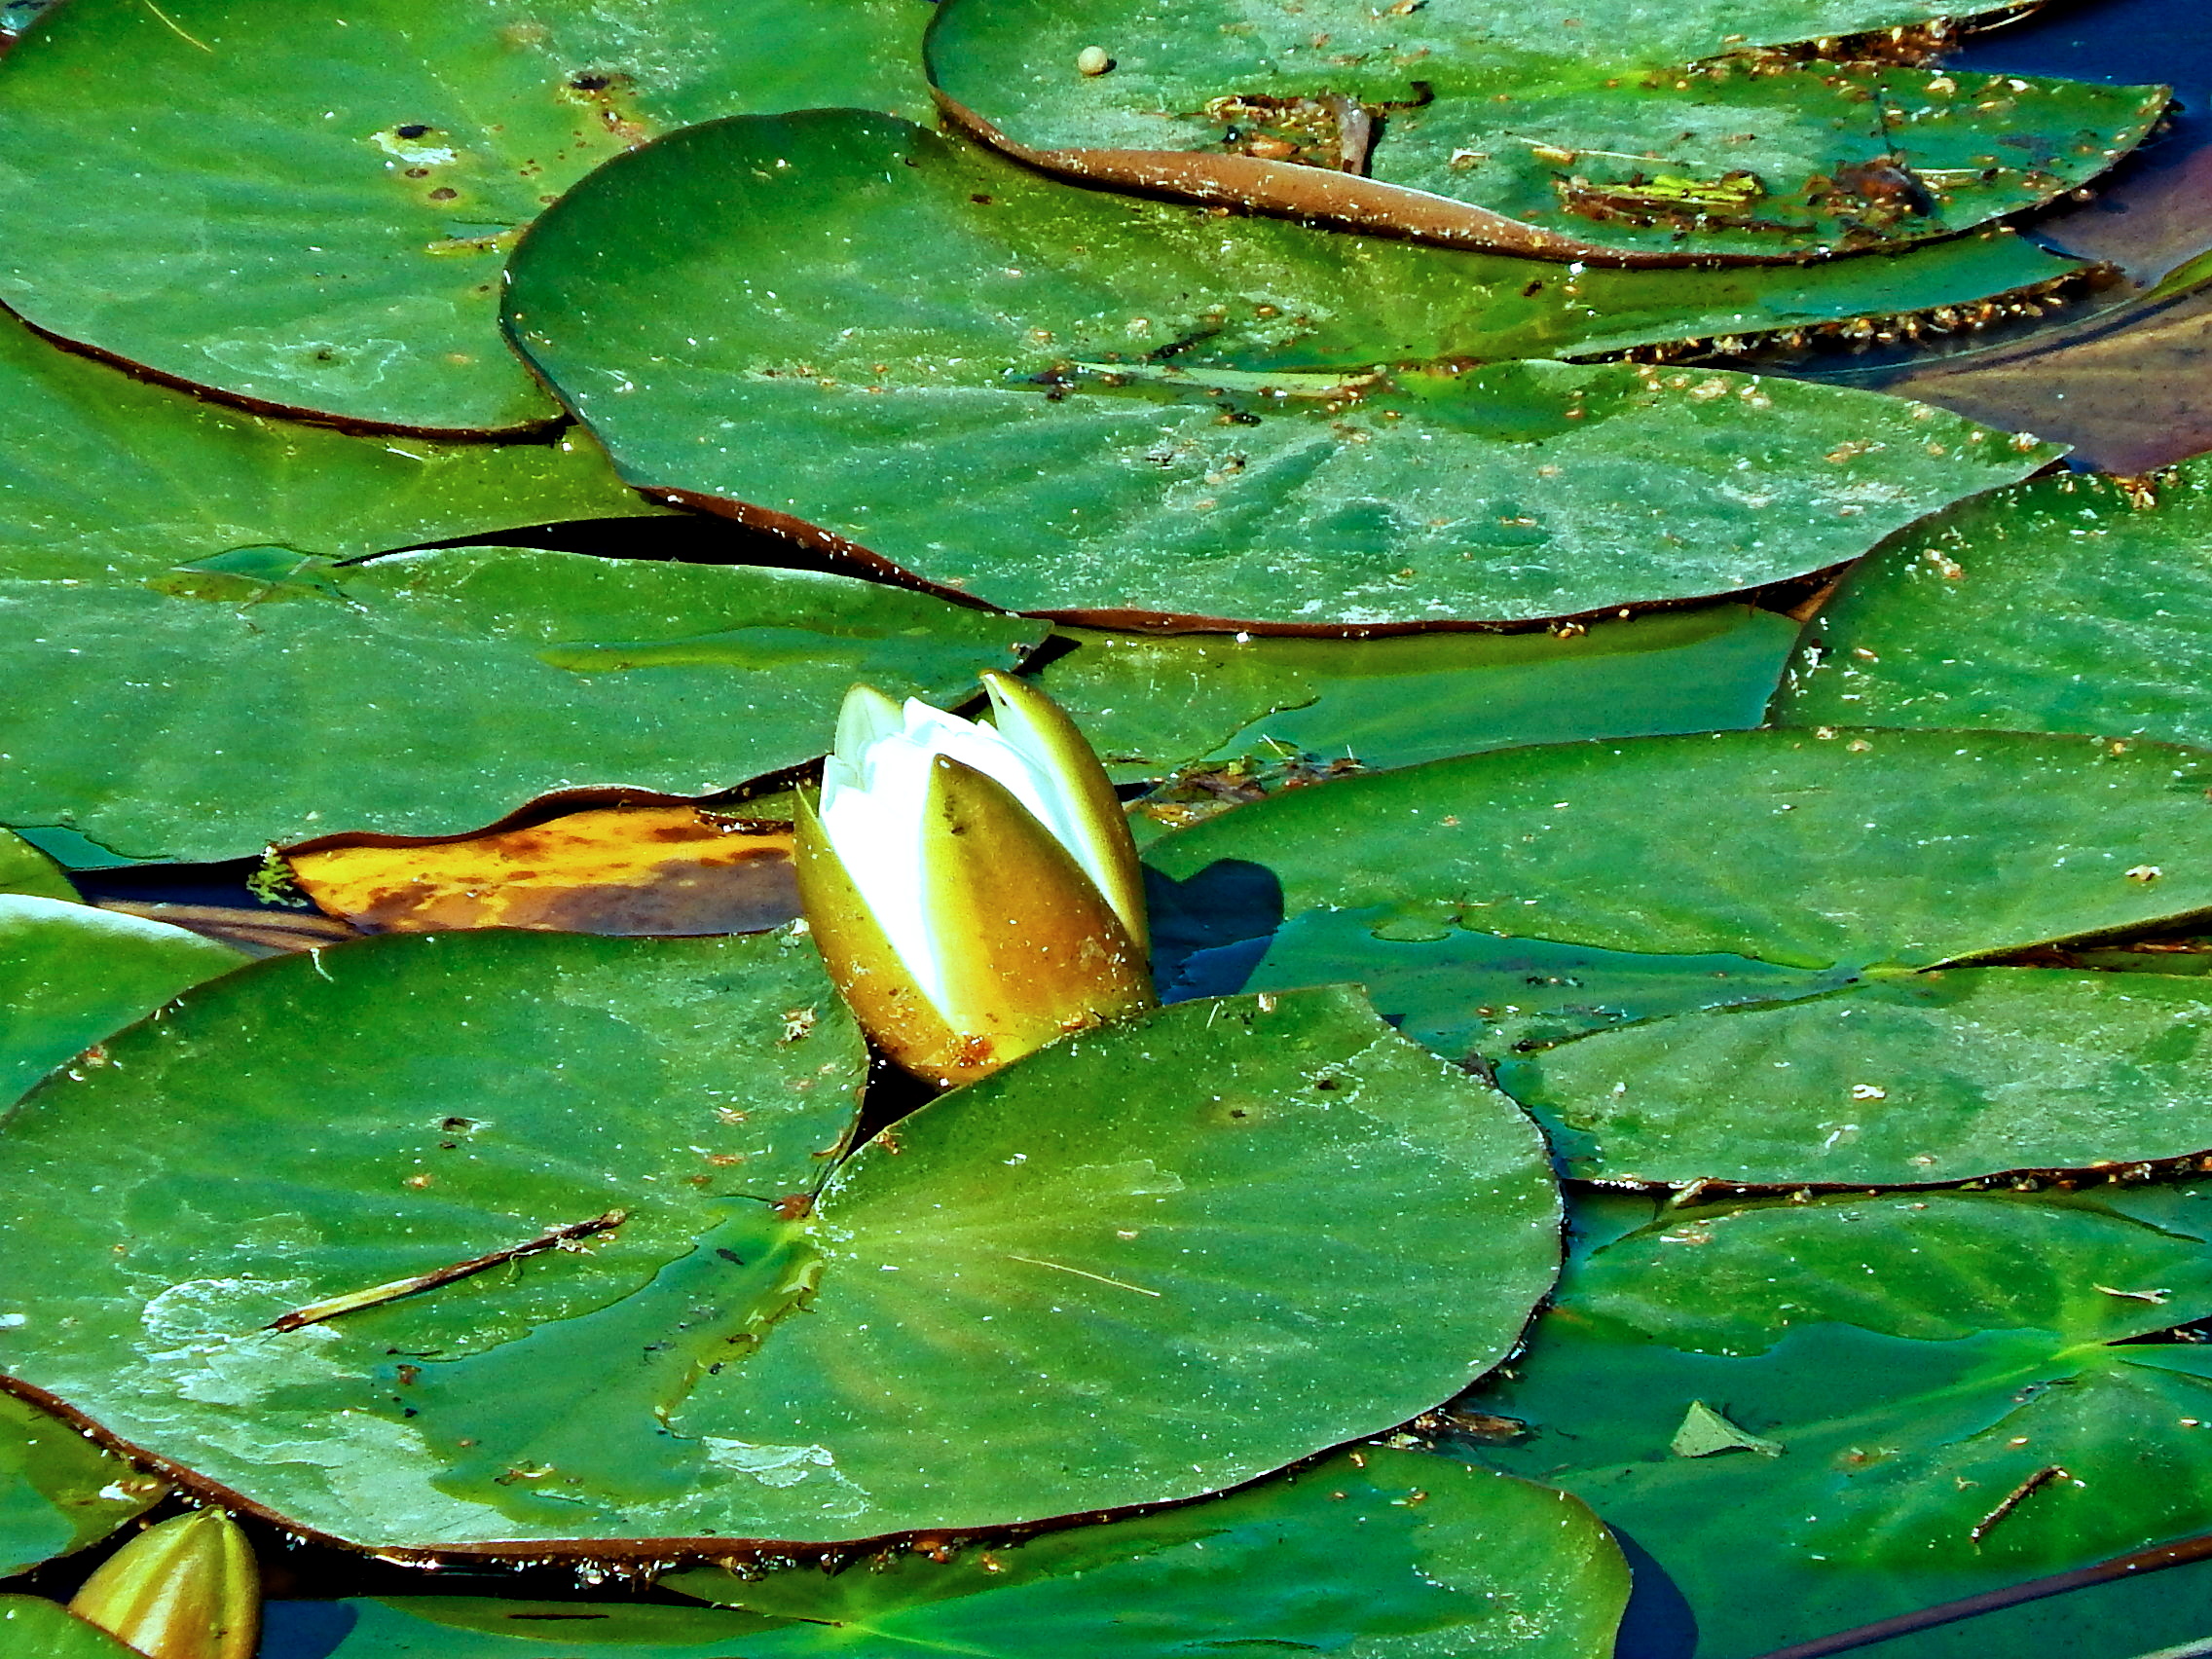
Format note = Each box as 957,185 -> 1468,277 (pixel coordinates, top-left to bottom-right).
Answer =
927,0 -> 2165,262
665,1447 -> 1625,1658
0,831 -> 71,903
0,972 -> 1556,1549
505,110 -> 2062,627
251,1450 -> 1624,1656
0,305 -> 668,585
1777,454 -> 2212,747
1038,604 -> 1798,782
0,1598 -> 138,1658
0,0 -> 935,431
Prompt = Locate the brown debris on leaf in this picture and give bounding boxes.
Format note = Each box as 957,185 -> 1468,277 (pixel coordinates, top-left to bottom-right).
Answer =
1200,92 -> 1376,172
1135,750 -> 1368,833
287,804 -> 800,938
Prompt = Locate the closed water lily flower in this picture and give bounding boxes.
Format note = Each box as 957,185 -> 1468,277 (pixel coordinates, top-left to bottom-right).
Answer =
68,1510 -> 259,1659
796,673 -> 1154,1085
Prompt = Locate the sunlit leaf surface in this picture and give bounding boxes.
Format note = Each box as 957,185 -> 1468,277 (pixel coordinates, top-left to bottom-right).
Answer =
1778,453 -> 2212,746
0,1394 -> 166,1580
1148,727 -> 2212,1182
506,110 -> 2067,626
1040,605 -> 1798,781
1463,1187 -> 2212,1657
0,0 -> 937,430
0,1597 -> 140,1658
0,977 -> 1555,1548
0,548 -> 1044,862
235,1454 -> 1624,1655
928,0 -> 2162,259
0,308 -> 665,584
0,896 -> 245,1108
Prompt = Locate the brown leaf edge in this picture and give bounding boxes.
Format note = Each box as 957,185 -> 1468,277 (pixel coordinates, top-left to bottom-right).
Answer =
933,88 -> 1845,271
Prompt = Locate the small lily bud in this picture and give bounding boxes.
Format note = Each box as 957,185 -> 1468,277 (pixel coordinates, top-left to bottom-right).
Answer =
796,676 -> 1154,1085
68,1511 -> 258,1659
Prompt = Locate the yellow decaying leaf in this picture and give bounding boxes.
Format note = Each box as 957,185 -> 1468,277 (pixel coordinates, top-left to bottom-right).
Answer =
287,805 -> 798,937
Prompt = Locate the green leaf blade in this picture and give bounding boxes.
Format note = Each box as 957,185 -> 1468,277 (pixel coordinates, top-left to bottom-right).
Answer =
929,0 -> 2165,261
0,0 -> 938,430
0,897 -> 247,1109
0,549 -> 1046,861
505,110 -> 2066,627
1461,1189 -> 2212,1655
0,974 -> 1558,1547
1776,456 -> 2212,747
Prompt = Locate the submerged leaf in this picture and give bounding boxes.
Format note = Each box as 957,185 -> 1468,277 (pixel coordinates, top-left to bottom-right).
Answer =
928,0 -> 2164,260
507,111 -> 2064,627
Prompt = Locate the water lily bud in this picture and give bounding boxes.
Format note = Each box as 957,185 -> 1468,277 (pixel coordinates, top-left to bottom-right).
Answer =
796,676 -> 1154,1085
68,1510 -> 258,1659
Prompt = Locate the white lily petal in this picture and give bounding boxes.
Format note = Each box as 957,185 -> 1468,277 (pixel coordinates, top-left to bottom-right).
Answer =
819,731 -> 943,1011
833,682 -> 905,764
899,700 -> 1065,834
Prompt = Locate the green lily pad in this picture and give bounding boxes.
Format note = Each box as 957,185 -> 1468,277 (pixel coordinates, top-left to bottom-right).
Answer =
1503,965 -> 2212,1185
0,896 -> 247,1109
1148,726 -> 2212,1182
1040,604 -> 1798,782
0,1598 -> 139,1658
505,110 -> 2067,627
926,0 -> 2164,263
0,307 -> 667,585
278,1450 -> 1622,1656
0,831 -> 71,902
672,1449 -> 1622,1659
0,0 -> 936,432
0,547 -> 1045,862
0,977 -> 1556,1549
0,1393 -> 166,1579
1775,455 -> 2212,746
1459,1187 -> 2212,1658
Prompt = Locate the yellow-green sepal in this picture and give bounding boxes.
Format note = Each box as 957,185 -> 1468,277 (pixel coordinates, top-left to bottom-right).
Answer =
67,1511 -> 258,1659
919,754 -> 1154,1080
981,670 -> 1149,952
